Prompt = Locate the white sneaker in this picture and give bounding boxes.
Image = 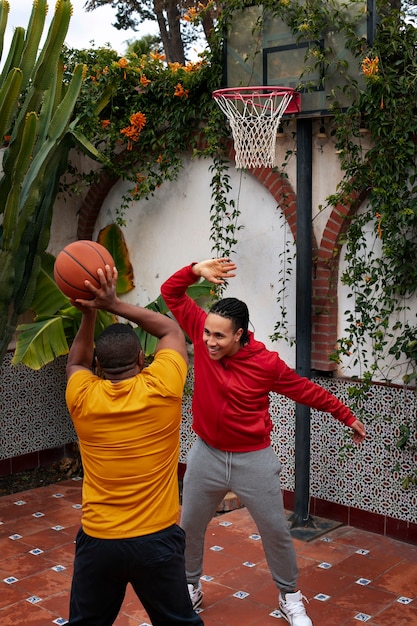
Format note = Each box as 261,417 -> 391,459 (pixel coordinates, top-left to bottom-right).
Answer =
279,590 -> 313,626
188,581 -> 203,610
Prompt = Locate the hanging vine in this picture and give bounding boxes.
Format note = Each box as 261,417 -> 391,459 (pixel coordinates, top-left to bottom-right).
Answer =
218,0 -> 417,483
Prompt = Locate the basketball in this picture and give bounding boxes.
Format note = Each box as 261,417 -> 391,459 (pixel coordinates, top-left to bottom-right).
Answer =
54,240 -> 115,300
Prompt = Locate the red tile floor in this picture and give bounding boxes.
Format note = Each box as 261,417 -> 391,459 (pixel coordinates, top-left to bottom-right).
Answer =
1,477 -> 417,625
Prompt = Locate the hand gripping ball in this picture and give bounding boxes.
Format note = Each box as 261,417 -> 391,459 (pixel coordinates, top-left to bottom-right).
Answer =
54,240 -> 115,300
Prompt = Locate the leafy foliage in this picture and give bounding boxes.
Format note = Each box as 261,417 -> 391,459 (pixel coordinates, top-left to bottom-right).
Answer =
83,0 -> 216,63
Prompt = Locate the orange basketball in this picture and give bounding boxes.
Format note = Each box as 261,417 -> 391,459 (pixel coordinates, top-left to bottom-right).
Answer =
54,240 -> 115,300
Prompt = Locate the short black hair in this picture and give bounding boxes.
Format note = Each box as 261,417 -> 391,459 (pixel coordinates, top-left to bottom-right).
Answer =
209,297 -> 250,345
95,324 -> 142,373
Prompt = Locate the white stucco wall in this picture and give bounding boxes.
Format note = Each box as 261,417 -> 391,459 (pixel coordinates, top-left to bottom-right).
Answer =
93,156 -> 298,367
46,132 -> 417,384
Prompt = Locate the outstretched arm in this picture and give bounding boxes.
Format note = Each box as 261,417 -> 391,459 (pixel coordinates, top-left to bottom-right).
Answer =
191,258 -> 237,284
349,419 -> 366,444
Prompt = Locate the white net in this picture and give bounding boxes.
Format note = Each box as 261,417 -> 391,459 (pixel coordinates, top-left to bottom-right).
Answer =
213,88 -> 295,169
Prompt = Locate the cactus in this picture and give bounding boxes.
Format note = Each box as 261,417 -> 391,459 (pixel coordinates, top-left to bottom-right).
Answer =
0,0 -> 103,363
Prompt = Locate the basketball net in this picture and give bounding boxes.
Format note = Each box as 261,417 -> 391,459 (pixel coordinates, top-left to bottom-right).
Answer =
212,87 -> 300,169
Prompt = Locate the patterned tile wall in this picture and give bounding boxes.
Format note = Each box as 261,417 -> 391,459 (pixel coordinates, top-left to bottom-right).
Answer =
0,354 -> 76,460
2,356 -> 416,524
180,369 -> 417,525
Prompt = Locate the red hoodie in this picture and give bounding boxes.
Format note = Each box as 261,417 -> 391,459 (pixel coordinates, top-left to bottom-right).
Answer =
161,264 -> 356,453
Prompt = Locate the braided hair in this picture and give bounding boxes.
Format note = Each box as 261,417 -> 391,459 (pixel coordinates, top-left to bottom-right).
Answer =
209,297 -> 250,346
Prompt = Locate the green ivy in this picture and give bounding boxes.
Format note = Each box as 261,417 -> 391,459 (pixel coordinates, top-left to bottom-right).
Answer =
218,1 -> 417,483
62,39 -> 240,259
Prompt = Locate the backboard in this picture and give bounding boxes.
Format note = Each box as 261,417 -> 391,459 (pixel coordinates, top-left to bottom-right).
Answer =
225,0 -> 376,118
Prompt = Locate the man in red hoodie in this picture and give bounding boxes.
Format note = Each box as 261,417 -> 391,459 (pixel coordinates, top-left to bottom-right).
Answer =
161,258 -> 366,626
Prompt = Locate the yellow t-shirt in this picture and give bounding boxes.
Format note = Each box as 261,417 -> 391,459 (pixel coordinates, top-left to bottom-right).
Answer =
65,349 -> 187,539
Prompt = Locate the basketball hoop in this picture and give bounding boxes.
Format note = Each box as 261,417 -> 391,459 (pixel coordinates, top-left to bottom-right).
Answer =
212,86 -> 301,169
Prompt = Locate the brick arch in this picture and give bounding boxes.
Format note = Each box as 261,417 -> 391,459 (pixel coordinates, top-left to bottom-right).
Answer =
310,190 -> 366,371
75,145 -> 363,372
247,165 -> 365,373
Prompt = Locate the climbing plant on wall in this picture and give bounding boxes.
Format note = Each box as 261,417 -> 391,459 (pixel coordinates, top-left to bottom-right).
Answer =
214,0 -> 417,483
62,35 -> 238,256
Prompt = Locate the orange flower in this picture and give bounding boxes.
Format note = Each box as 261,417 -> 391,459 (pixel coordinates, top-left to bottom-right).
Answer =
118,57 -> 129,79
150,51 -> 166,62
120,112 -> 147,150
174,82 -> 189,98
134,173 -> 146,193
157,154 -> 163,163
183,7 -> 197,21
168,62 -> 183,72
140,74 -> 151,87
184,60 -> 204,72
130,112 -> 146,131
101,119 -> 111,129
362,56 -> 379,77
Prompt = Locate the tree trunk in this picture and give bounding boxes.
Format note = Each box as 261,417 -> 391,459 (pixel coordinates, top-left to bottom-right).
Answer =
154,0 -> 185,64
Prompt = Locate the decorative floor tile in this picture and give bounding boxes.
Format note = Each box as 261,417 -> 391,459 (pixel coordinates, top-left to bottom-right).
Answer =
232,591 -> 249,599
397,596 -> 413,604
51,565 -> 67,572
1,480 -> 416,626
26,595 -> 42,604
314,593 -> 331,601
354,613 -> 372,622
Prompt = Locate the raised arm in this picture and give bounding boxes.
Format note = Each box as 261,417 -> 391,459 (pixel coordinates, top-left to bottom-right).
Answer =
66,309 -> 97,377
191,258 -> 237,284
67,265 -> 187,379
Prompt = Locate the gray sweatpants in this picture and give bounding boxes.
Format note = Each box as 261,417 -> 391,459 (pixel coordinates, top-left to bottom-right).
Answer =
180,437 -> 299,595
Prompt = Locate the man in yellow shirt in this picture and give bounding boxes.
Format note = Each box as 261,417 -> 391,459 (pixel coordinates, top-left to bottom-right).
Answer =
66,264 -> 203,626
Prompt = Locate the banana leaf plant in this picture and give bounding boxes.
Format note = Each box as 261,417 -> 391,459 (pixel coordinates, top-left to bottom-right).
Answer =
13,229 -> 214,369
134,281 -> 215,359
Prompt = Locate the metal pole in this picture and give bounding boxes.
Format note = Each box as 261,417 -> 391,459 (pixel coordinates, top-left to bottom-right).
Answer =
291,117 -> 313,528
